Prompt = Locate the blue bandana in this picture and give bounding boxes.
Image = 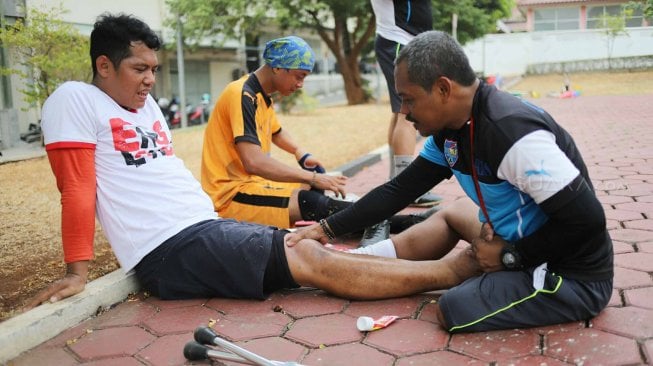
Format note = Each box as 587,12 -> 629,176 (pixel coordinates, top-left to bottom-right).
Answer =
263,36 -> 315,72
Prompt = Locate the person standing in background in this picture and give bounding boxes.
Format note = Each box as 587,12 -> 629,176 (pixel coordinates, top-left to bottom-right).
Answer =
371,0 -> 441,207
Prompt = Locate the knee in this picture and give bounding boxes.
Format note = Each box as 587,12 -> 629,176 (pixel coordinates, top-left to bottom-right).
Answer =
439,199 -> 468,220
284,238 -> 330,284
286,238 -> 318,261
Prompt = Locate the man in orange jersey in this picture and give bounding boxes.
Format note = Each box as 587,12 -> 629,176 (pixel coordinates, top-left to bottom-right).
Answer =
201,35 -> 350,229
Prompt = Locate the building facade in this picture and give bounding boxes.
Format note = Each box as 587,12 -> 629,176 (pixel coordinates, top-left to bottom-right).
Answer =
0,0 -> 329,149
463,0 -> 653,76
518,0 -> 651,31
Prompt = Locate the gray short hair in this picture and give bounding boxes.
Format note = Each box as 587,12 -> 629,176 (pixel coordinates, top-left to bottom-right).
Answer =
396,31 -> 477,92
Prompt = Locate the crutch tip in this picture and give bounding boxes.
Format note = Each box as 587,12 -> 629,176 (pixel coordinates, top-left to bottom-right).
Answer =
183,340 -> 209,361
194,325 -> 219,345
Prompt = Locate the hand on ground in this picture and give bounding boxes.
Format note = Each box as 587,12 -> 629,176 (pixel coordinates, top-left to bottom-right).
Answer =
22,273 -> 86,312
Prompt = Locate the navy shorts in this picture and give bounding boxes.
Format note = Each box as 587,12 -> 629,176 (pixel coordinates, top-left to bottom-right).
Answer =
135,219 -> 299,300
375,35 -> 403,113
438,266 -> 612,333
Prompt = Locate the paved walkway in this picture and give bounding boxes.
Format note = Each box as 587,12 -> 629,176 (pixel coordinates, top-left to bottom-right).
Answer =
7,94 -> 653,365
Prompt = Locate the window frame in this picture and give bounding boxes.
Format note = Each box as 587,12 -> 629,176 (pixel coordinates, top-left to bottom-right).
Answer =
586,4 -> 648,29
533,6 -> 580,31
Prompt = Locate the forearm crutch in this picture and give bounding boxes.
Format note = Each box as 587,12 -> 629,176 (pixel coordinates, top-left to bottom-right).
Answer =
183,326 -> 304,366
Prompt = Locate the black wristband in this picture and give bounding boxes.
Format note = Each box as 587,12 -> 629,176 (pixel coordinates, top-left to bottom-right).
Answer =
319,219 -> 336,240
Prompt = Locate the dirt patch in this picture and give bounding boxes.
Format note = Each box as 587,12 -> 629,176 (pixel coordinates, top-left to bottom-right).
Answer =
1,69 -> 652,322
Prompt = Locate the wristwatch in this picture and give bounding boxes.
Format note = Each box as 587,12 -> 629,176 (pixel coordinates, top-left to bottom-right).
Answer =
500,244 -> 523,270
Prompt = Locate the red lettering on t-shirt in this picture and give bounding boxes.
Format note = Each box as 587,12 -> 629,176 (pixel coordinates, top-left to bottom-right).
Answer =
110,118 -> 139,152
153,120 -> 170,145
111,118 -> 175,166
153,120 -> 174,156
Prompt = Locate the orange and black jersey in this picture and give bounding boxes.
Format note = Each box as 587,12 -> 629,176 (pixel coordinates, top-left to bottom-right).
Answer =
201,73 -> 283,211
236,73 -> 282,146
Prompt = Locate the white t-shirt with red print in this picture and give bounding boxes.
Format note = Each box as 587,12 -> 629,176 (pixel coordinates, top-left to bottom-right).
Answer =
42,81 -> 218,272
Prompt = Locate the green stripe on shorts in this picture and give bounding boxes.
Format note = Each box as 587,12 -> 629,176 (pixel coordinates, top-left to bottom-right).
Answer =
448,274 -> 564,333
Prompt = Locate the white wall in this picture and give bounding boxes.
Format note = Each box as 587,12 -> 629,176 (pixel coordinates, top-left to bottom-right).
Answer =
463,27 -> 653,76
209,61 -> 244,105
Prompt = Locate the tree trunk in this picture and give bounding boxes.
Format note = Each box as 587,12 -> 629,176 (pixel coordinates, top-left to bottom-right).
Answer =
313,8 -> 376,105
340,58 -> 367,105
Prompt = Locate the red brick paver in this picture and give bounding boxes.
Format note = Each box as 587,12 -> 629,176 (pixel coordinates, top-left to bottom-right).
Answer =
8,94 -> 653,365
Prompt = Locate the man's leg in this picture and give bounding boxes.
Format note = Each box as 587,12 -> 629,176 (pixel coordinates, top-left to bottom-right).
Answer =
390,113 -> 442,207
288,189 -> 303,224
390,112 -> 417,175
284,238 -> 480,300
283,198 -> 483,300
387,113 -> 397,178
374,35 -> 440,206
222,181 -> 300,228
292,189 -> 351,224
392,198 -> 481,260
433,268 -> 613,333
354,198 -> 481,260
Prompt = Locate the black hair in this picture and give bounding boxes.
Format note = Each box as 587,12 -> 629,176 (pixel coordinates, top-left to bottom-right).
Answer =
90,13 -> 161,78
395,30 -> 477,92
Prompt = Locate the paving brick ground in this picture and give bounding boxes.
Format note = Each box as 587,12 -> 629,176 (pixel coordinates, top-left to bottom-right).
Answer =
8,94 -> 653,365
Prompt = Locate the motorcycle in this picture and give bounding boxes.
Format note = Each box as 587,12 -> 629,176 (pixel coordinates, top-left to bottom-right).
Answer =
20,122 -> 42,144
159,96 -> 211,129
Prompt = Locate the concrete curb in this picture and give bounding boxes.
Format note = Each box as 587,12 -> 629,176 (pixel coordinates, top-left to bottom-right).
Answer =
0,270 -> 139,363
0,145 -> 390,363
332,145 -> 388,177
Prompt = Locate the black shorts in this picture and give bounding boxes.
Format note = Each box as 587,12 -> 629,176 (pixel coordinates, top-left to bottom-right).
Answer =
135,219 -> 299,300
375,35 -> 403,113
438,266 -> 612,333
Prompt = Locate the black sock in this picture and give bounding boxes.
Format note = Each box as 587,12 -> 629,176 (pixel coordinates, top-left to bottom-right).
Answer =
388,214 -> 425,234
298,190 -> 352,221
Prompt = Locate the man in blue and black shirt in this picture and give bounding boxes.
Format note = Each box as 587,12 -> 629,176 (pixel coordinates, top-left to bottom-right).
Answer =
287,30 -> 613,333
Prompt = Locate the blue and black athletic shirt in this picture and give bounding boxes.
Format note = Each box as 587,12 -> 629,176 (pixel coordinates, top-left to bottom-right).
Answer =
328,82 -> 613,282
419,82 -> 613,281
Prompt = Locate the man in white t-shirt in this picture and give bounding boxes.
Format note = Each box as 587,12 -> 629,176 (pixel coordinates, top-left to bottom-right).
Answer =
25,13 -> 478,309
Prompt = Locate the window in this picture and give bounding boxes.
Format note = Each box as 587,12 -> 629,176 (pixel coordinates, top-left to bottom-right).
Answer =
534,7 -> 580,31
587,5 -> 648,28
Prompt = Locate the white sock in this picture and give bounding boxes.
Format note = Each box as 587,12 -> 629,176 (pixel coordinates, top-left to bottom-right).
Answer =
393,155 -> 413,178
347,238 -> 397,258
